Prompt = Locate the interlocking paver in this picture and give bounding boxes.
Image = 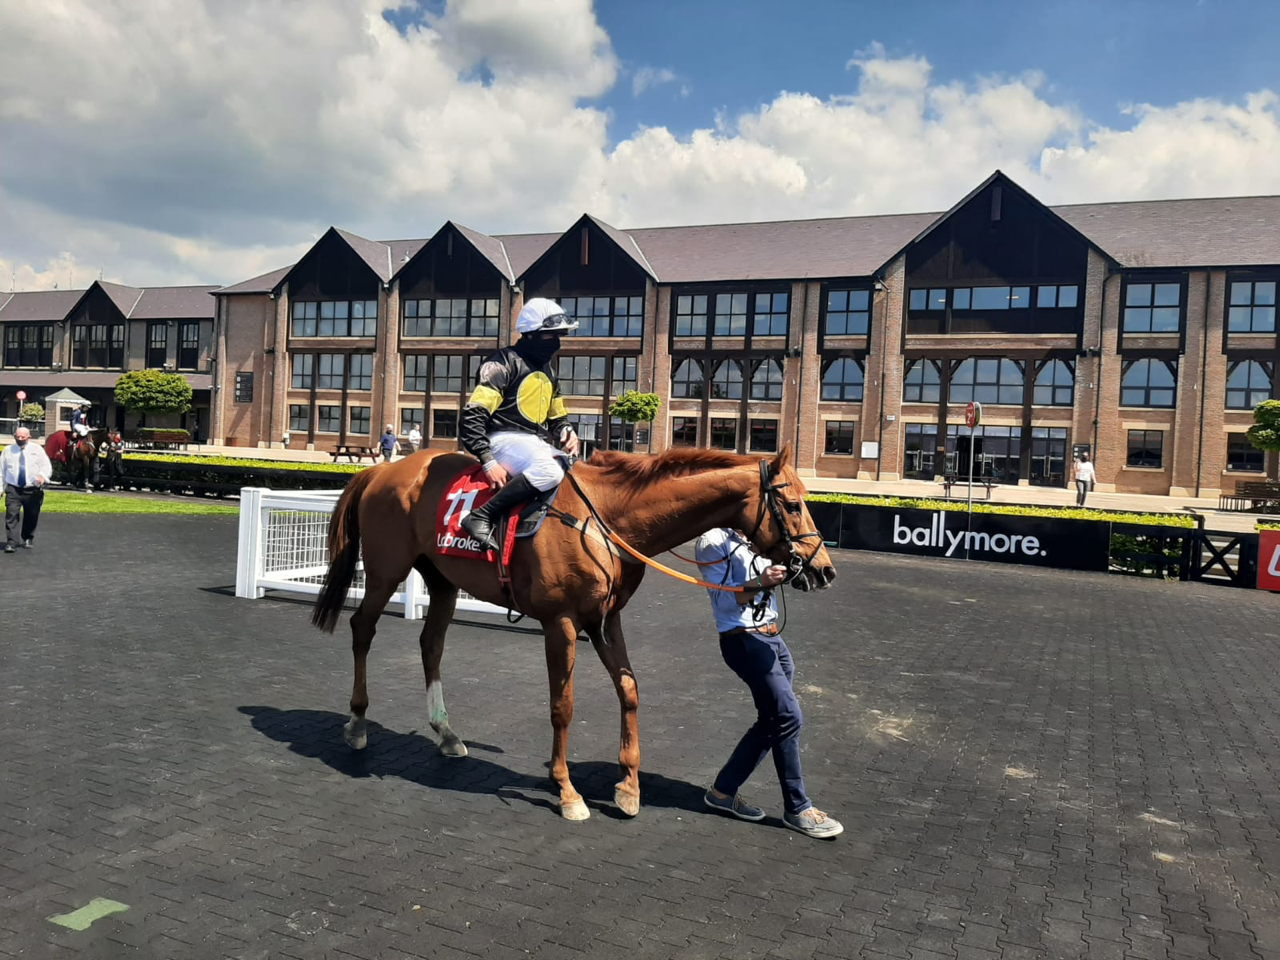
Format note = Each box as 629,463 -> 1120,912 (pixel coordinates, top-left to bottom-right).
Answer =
3,515 -> 1280,959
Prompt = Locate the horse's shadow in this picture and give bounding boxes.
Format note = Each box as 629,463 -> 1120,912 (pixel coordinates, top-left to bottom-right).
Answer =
238,705 -> 707,818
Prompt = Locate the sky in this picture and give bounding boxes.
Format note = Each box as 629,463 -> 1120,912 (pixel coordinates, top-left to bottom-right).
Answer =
2,0 -> 1279,291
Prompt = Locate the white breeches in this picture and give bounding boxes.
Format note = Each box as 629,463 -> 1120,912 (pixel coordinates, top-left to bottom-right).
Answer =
488,432 -> 565,491
73,424 -> 90,437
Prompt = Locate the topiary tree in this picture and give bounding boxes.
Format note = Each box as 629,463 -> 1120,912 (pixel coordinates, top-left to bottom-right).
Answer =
1247,399 -> 1280,477
19,402 -> 44,422
608,390 -> 661,453
114,370 -> 193,418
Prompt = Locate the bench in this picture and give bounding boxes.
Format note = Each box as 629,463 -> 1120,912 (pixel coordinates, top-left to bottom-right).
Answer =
125,429 -> 190,451
941,475 -> 997,500
1219,480 -> 1280,512
331,444 -> 382,463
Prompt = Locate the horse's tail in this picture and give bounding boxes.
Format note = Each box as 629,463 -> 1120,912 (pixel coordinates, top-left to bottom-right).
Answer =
311,469 -> 378,633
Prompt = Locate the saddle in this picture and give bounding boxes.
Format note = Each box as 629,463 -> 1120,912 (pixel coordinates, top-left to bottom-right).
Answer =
435,464 -> 560,571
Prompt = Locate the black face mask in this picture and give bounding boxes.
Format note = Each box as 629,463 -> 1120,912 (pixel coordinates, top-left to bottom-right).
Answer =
516,335 -> 561,367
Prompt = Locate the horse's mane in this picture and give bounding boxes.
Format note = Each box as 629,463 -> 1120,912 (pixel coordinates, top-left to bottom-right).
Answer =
582,447 -> 772,497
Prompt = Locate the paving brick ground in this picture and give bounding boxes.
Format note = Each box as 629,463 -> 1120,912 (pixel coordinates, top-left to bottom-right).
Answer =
2,514 -> 1280,959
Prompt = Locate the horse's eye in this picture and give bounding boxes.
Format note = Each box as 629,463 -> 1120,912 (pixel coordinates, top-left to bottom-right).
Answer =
784,502 -> 802,515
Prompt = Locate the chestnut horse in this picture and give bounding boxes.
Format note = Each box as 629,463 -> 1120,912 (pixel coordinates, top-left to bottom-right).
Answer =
45,428 -> 105,488
310,444 -> 836,820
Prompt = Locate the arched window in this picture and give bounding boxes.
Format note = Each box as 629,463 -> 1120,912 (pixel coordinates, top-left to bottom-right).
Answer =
821,358 -> 864,401
750,358 -> 784,400
710,360 -> 743,399
1120,358 -> 1177,408
671,358 -> 704,398
951,358 -> 1024,405
1226,360 -> 1273,409
903,359 -> 941,403
1033,360 -> 1075,406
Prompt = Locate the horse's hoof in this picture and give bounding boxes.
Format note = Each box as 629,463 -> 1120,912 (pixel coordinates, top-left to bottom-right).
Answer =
614,784 -> 641,818
343,720 -> 367,750
439,736 -> 468,758
560,799 -> 591,821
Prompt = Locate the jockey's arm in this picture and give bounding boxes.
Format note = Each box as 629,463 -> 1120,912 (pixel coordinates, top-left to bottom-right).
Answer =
461,359 -> 508,477
546,394 -> 578,456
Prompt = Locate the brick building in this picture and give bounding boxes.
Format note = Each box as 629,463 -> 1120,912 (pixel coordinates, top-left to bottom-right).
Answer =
0,281 -> 217,437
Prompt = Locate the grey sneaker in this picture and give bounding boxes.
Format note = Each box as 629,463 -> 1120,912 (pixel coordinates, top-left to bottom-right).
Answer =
704,790 -> 766,822
783,807 -> 843,839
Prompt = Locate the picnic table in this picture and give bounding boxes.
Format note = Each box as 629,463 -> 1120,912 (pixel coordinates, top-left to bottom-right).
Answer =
331,444 -> 382,464
941,474 -> 997,500
1219,479 -> 1280,512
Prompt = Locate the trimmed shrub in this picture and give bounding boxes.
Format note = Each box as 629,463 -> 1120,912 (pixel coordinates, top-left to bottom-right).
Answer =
805,492 -> 1195,528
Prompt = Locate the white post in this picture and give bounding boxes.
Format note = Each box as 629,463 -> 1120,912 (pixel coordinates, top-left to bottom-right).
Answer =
236,487 -> 266,598
403,568 -> 424,621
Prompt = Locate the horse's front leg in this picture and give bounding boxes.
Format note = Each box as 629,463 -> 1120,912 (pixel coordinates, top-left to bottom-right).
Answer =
591,610 -> 641,817
544,615 -> 589,821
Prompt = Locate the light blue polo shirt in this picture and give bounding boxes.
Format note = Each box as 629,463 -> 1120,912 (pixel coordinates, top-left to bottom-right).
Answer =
693,528 -> 779,634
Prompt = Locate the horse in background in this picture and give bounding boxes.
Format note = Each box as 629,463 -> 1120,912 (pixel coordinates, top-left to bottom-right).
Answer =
45,428 -> 106,489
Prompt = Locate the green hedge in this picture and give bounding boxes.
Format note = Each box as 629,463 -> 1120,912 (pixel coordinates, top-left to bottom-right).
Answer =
806,492 -> 1196,528
1260,521 -> 1280,531
124,453 -> 364,475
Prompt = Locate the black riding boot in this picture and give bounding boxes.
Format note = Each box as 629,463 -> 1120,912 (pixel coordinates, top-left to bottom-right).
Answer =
461,474 -> 539,552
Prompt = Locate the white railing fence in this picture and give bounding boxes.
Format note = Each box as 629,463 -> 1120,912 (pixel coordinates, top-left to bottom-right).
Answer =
235,487 -> 507,620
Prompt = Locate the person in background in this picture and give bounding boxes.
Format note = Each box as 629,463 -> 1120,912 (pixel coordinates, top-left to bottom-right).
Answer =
379,425 -> 396,463
99,430 -> 125,491
70,402 -> 91,442
3,427 -> 52,554
1074,453 -> 1096,507
694,527 -> 844,840
408,423 -> 422,453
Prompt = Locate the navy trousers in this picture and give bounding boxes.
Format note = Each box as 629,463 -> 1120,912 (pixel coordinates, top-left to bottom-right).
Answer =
713,631 -> 812,816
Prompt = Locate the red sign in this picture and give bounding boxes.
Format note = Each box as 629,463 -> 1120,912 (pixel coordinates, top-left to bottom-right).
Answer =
1259,530 -> 1280,592
965,401 -> 982,429
15,390 -> 26,401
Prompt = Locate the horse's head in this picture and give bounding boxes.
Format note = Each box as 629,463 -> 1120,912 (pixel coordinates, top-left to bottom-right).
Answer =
736,444 -> 836,593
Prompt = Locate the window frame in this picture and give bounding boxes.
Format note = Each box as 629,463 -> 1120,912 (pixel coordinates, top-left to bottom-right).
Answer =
432,408 -> 459,438
1126,429 -> 1164,469
902,359 -> 942,404
1032,359 -> 1075,407
403,298 -> 500,338
822,287 -> 872,337
669,285 -> 791,346
670,416 -> 699,446
1120,275 -> 1186,336
1226,433 -> 1265,473
1225,278 -> 1277,334
288,404 -> 310,433
147,322 -> 168,368
1225,359 -> 1273,410
671,357 -> 705,399
4,323 -> 55,367
316,404 -> 342,434
820,357 -> 865,402
557,355 -> 609,397
823,420 -> 856,456
950,357 -> 1025,406
748,418 -> 778,452
348,405 -> 371,437
292,299 -> 378,339
177,322 -> 200,370
1120,358 -> 1178,409
709,417 -> 739,450
559,295 -> 644,338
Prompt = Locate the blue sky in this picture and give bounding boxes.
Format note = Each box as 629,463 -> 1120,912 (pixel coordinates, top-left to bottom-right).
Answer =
596,0 -> 1274,142
5,0 -> 1280,288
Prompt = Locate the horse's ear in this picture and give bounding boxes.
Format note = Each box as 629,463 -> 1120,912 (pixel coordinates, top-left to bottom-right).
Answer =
769,443 -> 793,475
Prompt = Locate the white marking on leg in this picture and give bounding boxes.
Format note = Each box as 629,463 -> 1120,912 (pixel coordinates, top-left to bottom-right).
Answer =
427,680 -> 468,757
343,714 -> 367,750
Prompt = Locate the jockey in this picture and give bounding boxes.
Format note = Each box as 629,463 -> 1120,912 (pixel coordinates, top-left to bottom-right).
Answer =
70,403 -> 91,440
459,298 -> 580,551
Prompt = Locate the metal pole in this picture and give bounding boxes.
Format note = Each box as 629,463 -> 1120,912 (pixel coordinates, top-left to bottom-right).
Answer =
966,426 -> 975,560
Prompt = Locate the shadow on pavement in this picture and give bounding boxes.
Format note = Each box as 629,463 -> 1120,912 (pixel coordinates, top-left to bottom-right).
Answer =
239,705 -> 706,815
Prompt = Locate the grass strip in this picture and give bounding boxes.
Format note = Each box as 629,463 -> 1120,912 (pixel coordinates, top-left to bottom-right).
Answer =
30,490 -> 239,515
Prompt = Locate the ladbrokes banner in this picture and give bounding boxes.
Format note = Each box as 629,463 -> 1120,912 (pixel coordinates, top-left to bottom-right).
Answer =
839,505 -> 1111,572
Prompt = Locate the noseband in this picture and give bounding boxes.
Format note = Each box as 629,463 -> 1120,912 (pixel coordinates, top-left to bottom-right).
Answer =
745,460 -> 823,585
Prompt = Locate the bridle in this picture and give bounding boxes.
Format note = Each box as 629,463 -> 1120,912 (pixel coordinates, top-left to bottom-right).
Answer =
742,459 -> 823,586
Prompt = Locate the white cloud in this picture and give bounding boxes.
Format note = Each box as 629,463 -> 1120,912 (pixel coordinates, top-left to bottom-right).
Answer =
2,2 -> 1280,290
632,66 -> 679,97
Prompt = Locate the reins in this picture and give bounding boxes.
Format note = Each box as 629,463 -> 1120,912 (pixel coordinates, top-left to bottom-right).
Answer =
561,470 -> 754,593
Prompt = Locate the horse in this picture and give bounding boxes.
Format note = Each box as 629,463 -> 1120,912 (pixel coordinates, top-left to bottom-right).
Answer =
310,443 -> 836,821
45,428 -> 105,489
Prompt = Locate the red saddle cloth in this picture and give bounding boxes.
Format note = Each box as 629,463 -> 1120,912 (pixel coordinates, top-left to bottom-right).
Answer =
435,464 -> 521,565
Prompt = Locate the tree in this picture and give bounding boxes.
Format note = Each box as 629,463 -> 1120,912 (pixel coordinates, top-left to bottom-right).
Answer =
1248,399 -> 1280,476
608,391 -> 661,453
114,370 -> 193,417
19,402 -> 44,422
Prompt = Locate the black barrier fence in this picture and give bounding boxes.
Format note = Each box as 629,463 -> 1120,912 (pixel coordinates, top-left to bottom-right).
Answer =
810,501 -> 1264,588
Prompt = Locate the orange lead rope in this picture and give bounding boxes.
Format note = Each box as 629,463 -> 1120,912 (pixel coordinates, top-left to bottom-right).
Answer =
667,547 -> 721,567
605,530 -> 751,593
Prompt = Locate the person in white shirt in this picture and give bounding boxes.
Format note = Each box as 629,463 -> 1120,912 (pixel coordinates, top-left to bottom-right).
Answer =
408,424 -> 422,452
693,527 -> 844,840
2,427 -> 52,553
1073,453 -> 1096,507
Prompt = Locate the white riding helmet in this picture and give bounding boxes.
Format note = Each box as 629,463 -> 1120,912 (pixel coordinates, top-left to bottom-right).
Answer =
516,298 -> 578,334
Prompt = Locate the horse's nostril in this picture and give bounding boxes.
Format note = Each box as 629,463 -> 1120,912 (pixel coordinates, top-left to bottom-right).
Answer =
822,566 -> 837,585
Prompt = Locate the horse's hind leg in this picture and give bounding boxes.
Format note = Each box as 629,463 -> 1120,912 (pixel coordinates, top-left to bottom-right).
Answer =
345,575 -> 398,750
414,559 -> 467,758
545,615 -> 589,821
590,611 -> 641,817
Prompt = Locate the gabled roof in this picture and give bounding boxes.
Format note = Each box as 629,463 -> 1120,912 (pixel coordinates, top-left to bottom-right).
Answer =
44,387 -> 92,404
1052,195 -> 1280,268
452,222 -> 515,282
333,227 -> 393,282
904,170 -> 1119,268
216,265 -> 291,295
584,215 -> 657,280
0,289 -> 84,321
92,280 -> 145,317
499,232 -> 560,278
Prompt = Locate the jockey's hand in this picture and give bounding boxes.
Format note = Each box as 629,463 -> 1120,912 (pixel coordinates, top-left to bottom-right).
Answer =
561,429 -> 580,458
482,461 -> 510,489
